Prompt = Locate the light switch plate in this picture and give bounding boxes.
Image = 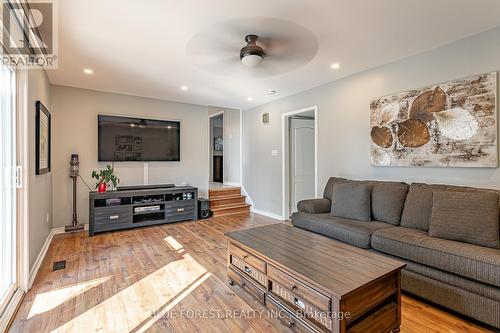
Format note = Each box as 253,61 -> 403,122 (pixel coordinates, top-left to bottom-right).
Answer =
271,149 -> 278,156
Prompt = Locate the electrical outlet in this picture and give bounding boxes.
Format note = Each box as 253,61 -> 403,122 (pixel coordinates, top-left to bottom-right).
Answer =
46,212 -> 50,225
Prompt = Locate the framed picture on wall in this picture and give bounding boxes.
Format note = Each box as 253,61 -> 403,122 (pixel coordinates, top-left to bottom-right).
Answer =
36,101 -> 51,175
214,137 -> 223,151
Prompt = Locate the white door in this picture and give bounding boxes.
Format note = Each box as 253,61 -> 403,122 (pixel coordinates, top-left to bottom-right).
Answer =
0,63 -> 17,315
289,118 -> 315,214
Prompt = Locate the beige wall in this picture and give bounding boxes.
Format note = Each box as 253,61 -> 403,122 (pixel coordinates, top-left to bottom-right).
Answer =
28,69 -> 52,269
243,27 -> 500,217
50,85 -> 210,228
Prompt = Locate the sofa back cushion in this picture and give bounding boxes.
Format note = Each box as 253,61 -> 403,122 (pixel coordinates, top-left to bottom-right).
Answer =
429,191 -> 500,248
330,183 -> 371,221
401,183 -> 500,231
323,177 -> 349,201
400,183 -> 477,231
323,177 -> 406,201
371,184 -> 409,225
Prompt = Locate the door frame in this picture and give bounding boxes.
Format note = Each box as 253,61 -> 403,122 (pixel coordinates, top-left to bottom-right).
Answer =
281,106 -> 318,220
208,111 -> 224,184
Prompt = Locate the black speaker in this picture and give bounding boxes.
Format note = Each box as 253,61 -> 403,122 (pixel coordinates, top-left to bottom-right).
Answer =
198,198 -> 211,219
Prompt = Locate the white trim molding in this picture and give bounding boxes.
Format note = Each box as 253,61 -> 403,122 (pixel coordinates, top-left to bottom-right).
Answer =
281,106 -> 319,220
28,229 -> 54,288
251,208 -> 284,221
0,288 -> 24,333
240,185 -> 254,206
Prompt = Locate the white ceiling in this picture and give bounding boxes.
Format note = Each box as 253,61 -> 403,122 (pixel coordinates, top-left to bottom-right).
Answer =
47,0 -> 500,109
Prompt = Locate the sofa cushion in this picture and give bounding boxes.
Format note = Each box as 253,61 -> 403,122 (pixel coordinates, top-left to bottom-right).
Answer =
371,227 -> 500,286
400,183 -> 480,231
291,212 -> 394,248
331,183 -> 371,221
429,191 -> 500,248
372,184 -> 409,225
323,177 -> 349,201
297,198 -> 331,214
323,177 -> 407,201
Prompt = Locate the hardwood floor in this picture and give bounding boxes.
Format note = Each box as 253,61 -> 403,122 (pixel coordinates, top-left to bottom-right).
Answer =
9,213 -> 493,333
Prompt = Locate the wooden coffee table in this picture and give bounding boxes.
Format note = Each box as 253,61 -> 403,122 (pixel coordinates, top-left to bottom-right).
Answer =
225,223 -> 406,333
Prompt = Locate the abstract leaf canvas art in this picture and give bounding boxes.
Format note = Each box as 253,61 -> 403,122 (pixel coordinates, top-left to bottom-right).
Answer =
370,72 -> 497,167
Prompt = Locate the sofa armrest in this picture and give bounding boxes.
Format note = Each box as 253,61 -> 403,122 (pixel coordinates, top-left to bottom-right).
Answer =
297,198 -> 331,214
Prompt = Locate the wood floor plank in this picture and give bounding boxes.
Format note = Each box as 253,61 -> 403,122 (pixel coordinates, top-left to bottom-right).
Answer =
8,213 -> 494,333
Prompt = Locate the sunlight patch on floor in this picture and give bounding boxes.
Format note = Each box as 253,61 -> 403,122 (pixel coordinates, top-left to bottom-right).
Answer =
135,272 -> 211,333
50,253 -> 207,333
164,236 -> 183,251
28,276 -> 111,319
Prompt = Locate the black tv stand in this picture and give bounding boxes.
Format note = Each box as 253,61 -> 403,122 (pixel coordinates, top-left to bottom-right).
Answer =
89,185 -> 198,236
116,183 -> 175,191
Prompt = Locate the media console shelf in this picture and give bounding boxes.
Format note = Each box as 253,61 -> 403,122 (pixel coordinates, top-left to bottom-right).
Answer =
89,186 -> 198,236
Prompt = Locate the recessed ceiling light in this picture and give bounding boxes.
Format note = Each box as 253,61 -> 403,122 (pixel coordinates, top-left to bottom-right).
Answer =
181,86 -> 188,91
247,97 -> 253,101
331,63 -> 340,70
83,68 -> 93,74
267,90 -> 276,95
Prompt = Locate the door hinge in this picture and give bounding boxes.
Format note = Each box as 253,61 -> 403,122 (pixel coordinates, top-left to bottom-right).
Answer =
16,166 -> 23,188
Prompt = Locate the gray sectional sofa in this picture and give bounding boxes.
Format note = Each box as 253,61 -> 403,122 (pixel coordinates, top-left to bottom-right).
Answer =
291,177 -> 500,329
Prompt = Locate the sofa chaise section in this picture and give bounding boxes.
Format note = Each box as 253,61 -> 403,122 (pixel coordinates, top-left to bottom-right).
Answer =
371,226 -> 500,286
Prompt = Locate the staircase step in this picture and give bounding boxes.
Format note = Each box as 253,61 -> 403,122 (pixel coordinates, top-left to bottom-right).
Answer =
209,187 -> 241,198
211,203 -> 251,217
209,195 -> 246,208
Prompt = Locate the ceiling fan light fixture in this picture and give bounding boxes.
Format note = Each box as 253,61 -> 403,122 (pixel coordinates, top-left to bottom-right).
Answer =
240,34 -> 264,67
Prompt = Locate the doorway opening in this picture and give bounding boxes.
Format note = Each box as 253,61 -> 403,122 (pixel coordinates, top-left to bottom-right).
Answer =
209,113 -> 224,184
282,106 -> 318,219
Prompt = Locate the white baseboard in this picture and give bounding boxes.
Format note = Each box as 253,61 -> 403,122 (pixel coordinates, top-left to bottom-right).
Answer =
221,182 -> 255,207
28,228 -> 54,289
52,223 -> 89,235
223,181 -> 240,186
251,208 -> 284,221
240,185 -> 254,206
29,223 -> 89,289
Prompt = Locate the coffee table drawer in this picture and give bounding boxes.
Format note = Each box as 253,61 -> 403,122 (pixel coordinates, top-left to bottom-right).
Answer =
228,268 -> 266,305
268,265 -> 330,312
229,242 -> 266,273
271,281 -> 332,331
266,295 -> 318,333
230,256 -> 267,288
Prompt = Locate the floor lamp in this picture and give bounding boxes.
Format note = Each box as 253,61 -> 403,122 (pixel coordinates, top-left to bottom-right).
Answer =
65,154 -> 84,232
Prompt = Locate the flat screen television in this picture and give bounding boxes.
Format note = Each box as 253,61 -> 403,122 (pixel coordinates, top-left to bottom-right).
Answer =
98,115 -> 180,162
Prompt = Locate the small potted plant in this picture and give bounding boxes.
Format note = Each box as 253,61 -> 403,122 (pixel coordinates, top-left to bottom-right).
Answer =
92,165 -> 120,193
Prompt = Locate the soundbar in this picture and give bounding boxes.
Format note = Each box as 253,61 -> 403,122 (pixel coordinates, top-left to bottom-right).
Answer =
116,184 -> 175,191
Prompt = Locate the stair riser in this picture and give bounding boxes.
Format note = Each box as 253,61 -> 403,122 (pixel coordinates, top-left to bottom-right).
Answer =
210,197 -> 246,208
209,188 -> 241,198
212,206 -> 250,217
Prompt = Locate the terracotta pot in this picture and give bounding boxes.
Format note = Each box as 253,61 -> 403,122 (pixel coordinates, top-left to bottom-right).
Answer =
97,182 -> 107,193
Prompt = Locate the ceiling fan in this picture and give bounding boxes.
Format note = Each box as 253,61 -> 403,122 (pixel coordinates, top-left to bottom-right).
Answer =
186,17 -> 318,77
240,34 -> 265,67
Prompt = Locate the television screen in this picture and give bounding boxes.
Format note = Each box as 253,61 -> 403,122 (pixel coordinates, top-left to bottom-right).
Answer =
98,115 -> 180,162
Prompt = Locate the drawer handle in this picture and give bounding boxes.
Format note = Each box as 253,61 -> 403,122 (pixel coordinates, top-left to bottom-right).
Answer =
244,266 -> 252,274
289,284 -> 297,291
242,254 -> 248,259
109,215 -> 119,220
287,321 -> 295,328
177,208 -> 185,212
293,297 -> 306,310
